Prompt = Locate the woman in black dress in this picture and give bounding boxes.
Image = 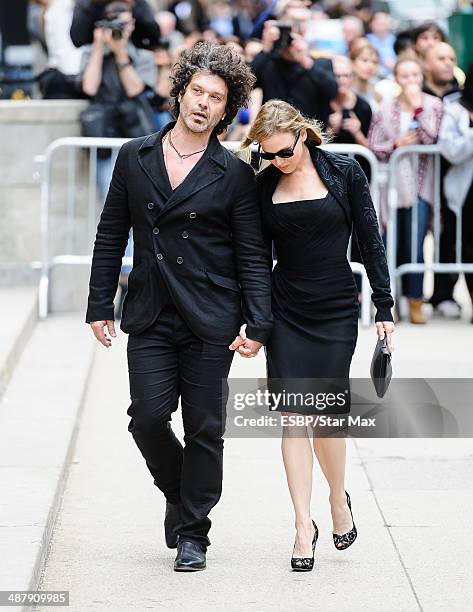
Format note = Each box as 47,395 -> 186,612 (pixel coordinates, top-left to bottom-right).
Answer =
233,100 -> 395,570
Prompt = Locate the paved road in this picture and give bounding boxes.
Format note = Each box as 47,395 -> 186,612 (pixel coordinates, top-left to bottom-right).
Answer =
36,320 -> 473,612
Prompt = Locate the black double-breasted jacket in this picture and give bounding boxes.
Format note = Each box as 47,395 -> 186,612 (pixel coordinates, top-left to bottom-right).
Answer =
85,121 -> 273,344
256,143 -> 394,323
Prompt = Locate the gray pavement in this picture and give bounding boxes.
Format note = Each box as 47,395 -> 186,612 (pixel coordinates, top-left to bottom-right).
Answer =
0,287 -> 37,397
28,319 -> 473,612
0,313 -> 95,610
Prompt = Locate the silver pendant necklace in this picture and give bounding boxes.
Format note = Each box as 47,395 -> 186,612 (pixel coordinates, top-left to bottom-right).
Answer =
167,130 -> 207,163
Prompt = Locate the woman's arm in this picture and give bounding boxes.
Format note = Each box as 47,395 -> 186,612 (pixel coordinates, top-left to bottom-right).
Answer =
347,159 -> 394,322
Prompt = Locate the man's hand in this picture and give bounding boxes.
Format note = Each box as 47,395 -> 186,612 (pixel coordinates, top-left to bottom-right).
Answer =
93,26 -> 107,46
106,18 -> 135,57
90,320 -> 117,348
229,324 -> 263,358
261,19 -> 280,53
286,33 -> 313,69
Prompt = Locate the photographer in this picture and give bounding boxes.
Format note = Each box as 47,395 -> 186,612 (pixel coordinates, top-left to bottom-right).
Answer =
79,1 -> 156,198
71,0 -> 160,50
250,15 -> 337,127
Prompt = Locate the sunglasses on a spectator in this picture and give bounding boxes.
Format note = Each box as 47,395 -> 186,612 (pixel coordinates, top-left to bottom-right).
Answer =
257,131 -> 300,161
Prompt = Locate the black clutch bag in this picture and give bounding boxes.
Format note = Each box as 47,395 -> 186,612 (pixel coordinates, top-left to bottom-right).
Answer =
370,335 -> 392,398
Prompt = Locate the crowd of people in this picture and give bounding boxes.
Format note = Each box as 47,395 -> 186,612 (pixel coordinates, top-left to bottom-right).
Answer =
26,0 -> 473,324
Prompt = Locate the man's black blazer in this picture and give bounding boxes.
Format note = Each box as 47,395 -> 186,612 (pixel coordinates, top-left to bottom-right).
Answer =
85,121 -> 273,345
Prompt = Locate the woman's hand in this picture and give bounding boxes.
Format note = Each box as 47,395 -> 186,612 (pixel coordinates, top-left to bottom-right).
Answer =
342,111 -> 362,135
375,321 -> 395,353
394,131 -> 419,148
403,83 -> 423,110
328,110 -> 342,133
228,323 -> 262,358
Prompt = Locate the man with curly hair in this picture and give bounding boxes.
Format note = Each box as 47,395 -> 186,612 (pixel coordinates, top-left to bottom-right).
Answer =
86,41 -> 273,571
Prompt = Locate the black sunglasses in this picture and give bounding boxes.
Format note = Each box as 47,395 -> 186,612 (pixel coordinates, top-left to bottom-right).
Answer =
257,132 -> 300,161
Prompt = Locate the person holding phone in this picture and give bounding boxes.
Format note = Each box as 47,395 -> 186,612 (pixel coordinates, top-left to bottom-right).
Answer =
250,12 -> 337,127
329,55 -> 372,149
368,56 -> 443,324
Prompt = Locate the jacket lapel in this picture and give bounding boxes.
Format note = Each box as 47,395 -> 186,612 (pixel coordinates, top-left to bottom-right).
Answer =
137,125 -> 173,201
137,121 -> 227,218
158,131 -> 227,217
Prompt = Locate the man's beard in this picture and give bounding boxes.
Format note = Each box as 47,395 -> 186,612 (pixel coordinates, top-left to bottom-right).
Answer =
433,74 -> 454,86
182,109 -> 222,133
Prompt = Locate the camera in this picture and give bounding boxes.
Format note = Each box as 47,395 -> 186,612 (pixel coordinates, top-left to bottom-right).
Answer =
342,108 -> 350,120
273,22 -> 293,51
95,18 -> 127,40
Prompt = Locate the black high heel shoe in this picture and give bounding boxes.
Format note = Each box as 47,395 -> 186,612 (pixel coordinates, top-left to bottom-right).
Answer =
291,519 -> 318,571
333,490 -> 357,550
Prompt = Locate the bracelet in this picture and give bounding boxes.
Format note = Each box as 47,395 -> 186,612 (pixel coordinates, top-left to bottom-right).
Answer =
117,60 -> 132,71
413,106 -> 424,118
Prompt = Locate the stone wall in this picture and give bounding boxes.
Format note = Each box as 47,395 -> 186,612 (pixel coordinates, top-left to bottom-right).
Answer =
0,99 -> 88,286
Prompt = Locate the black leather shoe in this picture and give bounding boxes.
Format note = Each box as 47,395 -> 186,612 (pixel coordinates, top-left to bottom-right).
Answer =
164,501 -> 181,549
174,540 -> 206,572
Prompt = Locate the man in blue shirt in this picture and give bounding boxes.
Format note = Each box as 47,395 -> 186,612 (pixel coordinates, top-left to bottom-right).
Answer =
366,11 -> 396,78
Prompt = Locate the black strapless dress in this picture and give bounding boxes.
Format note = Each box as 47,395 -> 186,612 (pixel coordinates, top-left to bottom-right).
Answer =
263,192 -> 359,414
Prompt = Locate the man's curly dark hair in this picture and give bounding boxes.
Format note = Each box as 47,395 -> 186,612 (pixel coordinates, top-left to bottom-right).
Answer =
169,42 -> 256,135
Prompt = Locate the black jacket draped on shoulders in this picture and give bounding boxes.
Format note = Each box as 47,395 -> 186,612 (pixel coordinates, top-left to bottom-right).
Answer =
256,144 -> 394,323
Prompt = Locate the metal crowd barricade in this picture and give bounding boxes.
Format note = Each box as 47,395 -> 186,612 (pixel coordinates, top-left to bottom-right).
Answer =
36,137 -> 128,319
386,144 -> 473,304
36,138 -> 380,326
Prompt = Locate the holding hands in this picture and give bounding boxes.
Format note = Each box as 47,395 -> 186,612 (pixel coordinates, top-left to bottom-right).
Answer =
229,324 -> 263,358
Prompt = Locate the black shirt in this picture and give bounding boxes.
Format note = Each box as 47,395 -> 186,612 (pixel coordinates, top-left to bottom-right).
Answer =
251,52 -> 338,128
331,96 -> 372,180
331,96 -> 372,145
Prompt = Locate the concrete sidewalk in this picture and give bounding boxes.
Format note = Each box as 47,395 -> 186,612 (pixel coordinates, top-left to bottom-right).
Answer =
34,320 -> 473,612
0,314 -> 95,610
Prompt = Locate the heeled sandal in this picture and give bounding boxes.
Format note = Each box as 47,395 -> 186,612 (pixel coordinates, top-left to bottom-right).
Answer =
291,519 -> 318,571
333,490 -> 357,550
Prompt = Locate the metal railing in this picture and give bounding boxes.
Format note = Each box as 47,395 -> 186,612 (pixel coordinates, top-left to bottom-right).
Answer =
35,138 -> 380,325
386,144 -> 473,304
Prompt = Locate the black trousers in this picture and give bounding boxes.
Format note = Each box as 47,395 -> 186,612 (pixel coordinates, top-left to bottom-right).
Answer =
126,304 -> 234,550
429,203 -> 459,305
430,194 -> 473,305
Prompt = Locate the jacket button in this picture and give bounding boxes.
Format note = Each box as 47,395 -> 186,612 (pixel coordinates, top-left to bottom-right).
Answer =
157,253 -> 163,261
182,231 -> 188,238
153,227 -> 160,235
189,212 -> 197,219
147,202 -> 155,210
176,256 -> 183,264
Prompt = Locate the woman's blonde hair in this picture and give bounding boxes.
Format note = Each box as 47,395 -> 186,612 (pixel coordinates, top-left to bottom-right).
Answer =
393,53 -> 423,78
349,37 -> 379,63
240,100 -> 328,155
